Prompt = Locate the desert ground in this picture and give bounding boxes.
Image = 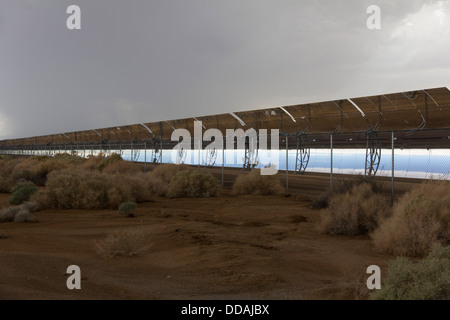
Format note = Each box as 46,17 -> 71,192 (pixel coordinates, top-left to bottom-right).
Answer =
0,166 -> 423,300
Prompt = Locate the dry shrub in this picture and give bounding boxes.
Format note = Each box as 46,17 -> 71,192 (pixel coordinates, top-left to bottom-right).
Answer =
102,159 -> 140,175
12,209 -> 35,222
167,170 -> 221,198
11,157 -> 69,186
337,267 -> 372,300
33,170 -> 130,209
9,180 -> 38,204
119,172 -> 154,203
33,159 -> 69,184
1,155 -> 79,192
145,174 -> 167,197
0,202 -> 36,223
232,169 -> 284,196
32,169 -> 153,210
94,228 -> 153,259
80,154 -> 140,175
319,183 -> 390,236
118,201 -> 137,217
148,164 -> 191,196
95,153 -> 122,171
372,180 -> 450,258
79,155 -> 103,170
11,158 -> 46,185
149,164 -> 190,183
312,176 -> 382,209
0,158 -> 20,192
51,153 -> 85,164
22,201 -> 39,213
371,244 -> 450,300
0,207 -> 16,222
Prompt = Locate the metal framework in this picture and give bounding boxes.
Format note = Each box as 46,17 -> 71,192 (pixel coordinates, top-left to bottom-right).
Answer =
295,131 -> 310,174
1,88 -> 449,177
365,131 -> 381,176
151,138 -> 162,163
205,147 -> 218,167
131,142 -> 140,162
175,137 -> 187,165
243,136 -> 258,170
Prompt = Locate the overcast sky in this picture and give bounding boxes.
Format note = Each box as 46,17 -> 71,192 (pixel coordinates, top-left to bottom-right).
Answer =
0,0 -> 449,140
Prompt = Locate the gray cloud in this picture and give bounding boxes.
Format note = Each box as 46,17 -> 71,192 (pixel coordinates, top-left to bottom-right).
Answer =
0,0 -> 449,140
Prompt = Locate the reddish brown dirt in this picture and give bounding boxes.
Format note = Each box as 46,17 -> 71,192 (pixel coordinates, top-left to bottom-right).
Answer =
0,168 -> 422,300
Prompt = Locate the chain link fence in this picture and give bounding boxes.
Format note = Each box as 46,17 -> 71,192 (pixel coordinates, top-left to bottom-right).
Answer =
1,129 -> 449,182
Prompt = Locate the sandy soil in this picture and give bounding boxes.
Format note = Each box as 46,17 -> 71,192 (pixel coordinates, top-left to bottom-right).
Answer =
0,168 -> 422,300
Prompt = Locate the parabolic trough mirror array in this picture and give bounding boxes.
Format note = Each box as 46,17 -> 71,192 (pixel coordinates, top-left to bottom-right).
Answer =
1,87 -> 449,180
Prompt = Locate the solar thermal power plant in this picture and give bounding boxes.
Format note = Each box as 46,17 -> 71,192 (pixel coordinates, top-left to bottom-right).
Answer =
1,87 -> 449,177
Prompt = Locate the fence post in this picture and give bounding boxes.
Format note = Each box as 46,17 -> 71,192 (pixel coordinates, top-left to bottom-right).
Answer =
286,135 -> 289,194
144,141 -> 147,173
222,139 -> 224,187
198,139 -> 201,171
131,141 -> 133,162
330,134 -> 333,188
160,139 -> 163,164
391,131 -> 395,205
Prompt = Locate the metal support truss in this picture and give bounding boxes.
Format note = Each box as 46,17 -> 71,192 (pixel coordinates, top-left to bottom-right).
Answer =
365,131 -> 381,176
175,137 -> 187,164
295,132 -> 310,174
132,149 -> 140,162
131,141 -> 140,162
205,147 -> 217,167
243,136 -> 258,170
151,138 -> 162,163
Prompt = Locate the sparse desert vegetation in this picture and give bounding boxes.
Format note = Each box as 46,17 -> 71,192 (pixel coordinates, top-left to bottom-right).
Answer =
118,201 -> 137,217
94,228 -> 153,259
312,176 -> 382,209
0,155 -> 223,211
94,153 -> 123,171
314,178 -> 449,299
167,170 -> 221,198
319,182 -> 391,236
32,169 -> 150,210
371,244 -> 450,300
0,201 -> 36,223
232,169 -> 284,195
147,163 -> 190,196
11,156 -> 73,186
149,163 -> 190,184
8,180 -> 38,205
0,154 -> 80,193
0,154 -> 448,300
372,180 -> 450,258
0,157 -> 17,192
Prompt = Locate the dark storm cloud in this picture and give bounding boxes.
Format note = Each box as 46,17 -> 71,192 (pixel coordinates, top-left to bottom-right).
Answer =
0,0 -> 449,140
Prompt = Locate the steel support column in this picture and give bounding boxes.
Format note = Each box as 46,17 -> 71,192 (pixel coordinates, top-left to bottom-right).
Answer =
205,147 -> 217,167
222,138 -> 224,186
286,135 -> 289,194
144,141 -> 147,173
243,136 -> 258,170
365,131 -> 381,176
295,131 -> 310,174
391,131 -> 395,205
330,134 -> 333,188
